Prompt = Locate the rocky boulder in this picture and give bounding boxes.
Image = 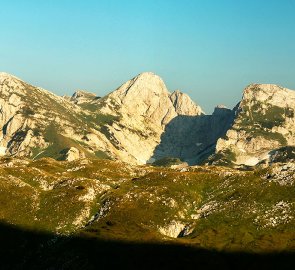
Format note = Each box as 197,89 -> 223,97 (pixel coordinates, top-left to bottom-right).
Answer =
63,147 -> 86,161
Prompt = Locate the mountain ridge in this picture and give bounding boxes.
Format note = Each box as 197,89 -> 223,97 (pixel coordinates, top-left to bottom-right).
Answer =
0,72 -> 205,164
1,71 -> 295,166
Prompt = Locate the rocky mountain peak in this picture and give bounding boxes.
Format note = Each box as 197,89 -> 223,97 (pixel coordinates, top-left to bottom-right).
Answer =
103,72 -> 173,118
212,83 -> 295,167
95,72 -> 207,164
106,72 -> 203,117
136,71 -> 161,79
170,90 -> 204,116
0,72 -> 28,103
101,72 -> 205,126
72,90 -> 95,98
109,72 -> 168,102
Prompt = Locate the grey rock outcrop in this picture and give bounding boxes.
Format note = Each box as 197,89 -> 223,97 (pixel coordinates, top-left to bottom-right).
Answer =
63,147 -> 86,161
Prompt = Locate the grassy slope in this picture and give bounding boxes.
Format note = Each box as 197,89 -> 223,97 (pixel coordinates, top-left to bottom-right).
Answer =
83,167 -> 295,252
0,158 -> 294,254
234,100 -> 287,145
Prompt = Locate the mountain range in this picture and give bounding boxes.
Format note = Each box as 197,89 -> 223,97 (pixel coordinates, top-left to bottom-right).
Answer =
0,71 -> 294,167
1,71 -> 295,269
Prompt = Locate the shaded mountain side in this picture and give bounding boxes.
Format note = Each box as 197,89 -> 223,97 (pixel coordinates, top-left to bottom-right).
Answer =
1,157 -> 295,256
1,221 -> 295,270
152,107 -> 235,165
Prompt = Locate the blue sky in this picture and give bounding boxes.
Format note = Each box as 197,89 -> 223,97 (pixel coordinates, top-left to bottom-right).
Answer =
0,0 -> 294,113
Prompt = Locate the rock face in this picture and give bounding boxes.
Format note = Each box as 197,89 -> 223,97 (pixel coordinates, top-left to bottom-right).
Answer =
0,72 -> 99,160
0,72 -> 48,157
63,147 -> 86,161
158,220 -> 187,238
170,90 -> 204,116
95,72 -> 205,164
211,84 -> 295,166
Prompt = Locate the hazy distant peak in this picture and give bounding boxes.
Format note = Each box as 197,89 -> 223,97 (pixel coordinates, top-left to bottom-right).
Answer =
71,90 -> 99,104
71,90 -> 96,99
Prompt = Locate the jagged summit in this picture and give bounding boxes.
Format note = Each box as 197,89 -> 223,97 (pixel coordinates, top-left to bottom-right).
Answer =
0,72 -> 14,78
243,83 -> 294,98
95,72 -> 206,164
105,72 -> 203,115
109,72 -> 169,100
72,90 -> 96,97
215,104 -> 228,109
170,90 -> 204,116
134,71 -> 166,83
101,72 -> 203,121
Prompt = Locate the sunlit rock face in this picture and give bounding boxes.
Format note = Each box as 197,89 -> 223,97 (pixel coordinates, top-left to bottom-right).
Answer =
0,72 -> 204,164
97,72 -> 205,164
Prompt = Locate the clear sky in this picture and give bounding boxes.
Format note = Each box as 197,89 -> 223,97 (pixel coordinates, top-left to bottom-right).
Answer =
1,0 -> 295,113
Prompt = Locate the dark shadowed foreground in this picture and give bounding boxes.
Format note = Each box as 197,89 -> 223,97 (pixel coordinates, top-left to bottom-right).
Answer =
1,222 -> 294,270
